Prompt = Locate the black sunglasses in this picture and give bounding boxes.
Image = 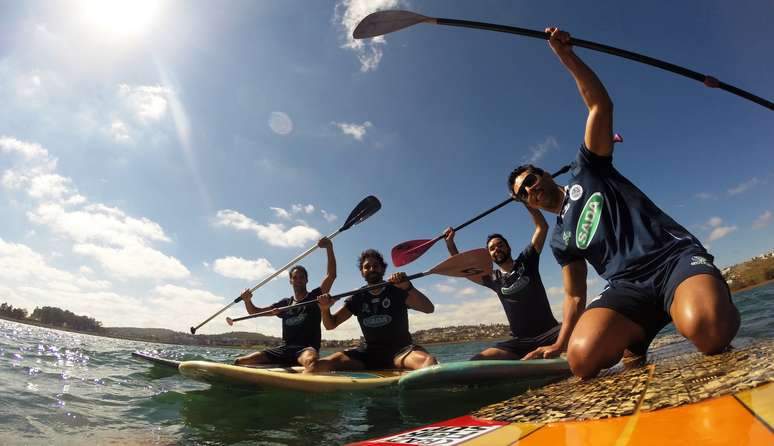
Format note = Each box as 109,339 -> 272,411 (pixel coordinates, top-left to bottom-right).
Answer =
513,168 -> 544,200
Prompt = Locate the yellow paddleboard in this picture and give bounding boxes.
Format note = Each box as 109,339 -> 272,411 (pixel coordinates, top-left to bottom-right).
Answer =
178,361 -> 407,392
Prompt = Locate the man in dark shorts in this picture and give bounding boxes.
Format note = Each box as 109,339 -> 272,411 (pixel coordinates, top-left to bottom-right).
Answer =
442,204 -> 560,360
508,28 -> 740,378
233,236 -> 336,368
307,249 -> 438,371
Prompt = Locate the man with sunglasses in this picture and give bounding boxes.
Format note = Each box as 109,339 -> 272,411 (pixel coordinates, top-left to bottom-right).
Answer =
508,28 -> 739,378
442,203 -> 560,360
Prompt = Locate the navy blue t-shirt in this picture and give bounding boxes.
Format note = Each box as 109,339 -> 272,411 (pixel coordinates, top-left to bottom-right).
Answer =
550,145 -> 703,281
344,284 -> 411,351
271,287 -> 322,350
481,244 -> 558,338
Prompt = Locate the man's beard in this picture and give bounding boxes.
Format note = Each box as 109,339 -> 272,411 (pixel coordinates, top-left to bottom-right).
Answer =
365,272 -> 384,285
492,251 -> 511,266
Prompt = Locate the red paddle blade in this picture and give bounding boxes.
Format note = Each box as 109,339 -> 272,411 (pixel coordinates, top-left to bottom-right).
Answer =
391,238 -> 438,267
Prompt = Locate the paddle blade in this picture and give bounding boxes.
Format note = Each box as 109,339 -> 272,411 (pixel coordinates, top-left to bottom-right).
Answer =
339,195 -> 381,231
428,248 -> 492,278
391,238 -> 437,267
353,10 -> 430,39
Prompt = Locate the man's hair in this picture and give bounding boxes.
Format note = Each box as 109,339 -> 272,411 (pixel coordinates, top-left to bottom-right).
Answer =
507,164 -> 540,195
358,249 -> 387,271
486,233 -> 511,251
289,265 -> 308,279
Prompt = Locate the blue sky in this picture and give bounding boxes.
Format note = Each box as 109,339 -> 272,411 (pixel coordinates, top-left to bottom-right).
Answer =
0,0 -> 771,339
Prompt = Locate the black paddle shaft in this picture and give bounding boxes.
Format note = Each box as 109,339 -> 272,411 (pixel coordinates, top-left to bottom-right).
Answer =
229,273 -> 426,323
426,197 -> 515,245
436,18 -> 774,111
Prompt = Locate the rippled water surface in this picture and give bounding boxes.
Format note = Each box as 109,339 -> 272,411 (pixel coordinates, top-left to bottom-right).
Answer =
1,283 -> 772,445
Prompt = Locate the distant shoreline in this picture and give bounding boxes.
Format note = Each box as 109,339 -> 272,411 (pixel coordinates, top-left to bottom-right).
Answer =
3,276 -> 770,349
731,278 -> 774,295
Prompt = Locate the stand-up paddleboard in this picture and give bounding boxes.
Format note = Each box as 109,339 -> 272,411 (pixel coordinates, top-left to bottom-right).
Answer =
398,358 -> 570,391
350,336 -> 774,445
178,360 -> 407,392
132,351 -> 182,369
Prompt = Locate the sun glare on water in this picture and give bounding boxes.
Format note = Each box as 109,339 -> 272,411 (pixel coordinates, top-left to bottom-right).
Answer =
80,0 -> 159,37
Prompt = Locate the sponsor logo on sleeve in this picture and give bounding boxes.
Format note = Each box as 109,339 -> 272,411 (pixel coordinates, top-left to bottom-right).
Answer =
576,192 -> 603,250
569,184 -> 583,201
562,230 -> 572,246
690,256 -> 713,267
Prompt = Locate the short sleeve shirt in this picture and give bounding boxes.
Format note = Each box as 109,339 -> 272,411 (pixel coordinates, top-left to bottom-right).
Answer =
344,284 -> 411,351
271,287 -> 322,350
481,244 -> 558,338
550,145 -> 703,281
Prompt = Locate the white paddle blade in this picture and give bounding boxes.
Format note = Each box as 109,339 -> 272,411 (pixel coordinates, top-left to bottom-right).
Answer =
353,10 -> 430,39
430,248 -> 492,278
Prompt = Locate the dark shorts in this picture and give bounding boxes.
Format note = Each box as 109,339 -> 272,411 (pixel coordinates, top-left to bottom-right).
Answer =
494,324 -> 561,357
262,345 -> 317,365
343,344 -> 426,369
587,246 -> 728,355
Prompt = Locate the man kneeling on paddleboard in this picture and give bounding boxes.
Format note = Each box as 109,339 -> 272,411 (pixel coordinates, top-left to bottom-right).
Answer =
508,28 -> 740,378
443,203 -> 561,361
233,237 -> 336,368
308,249 -> 438,372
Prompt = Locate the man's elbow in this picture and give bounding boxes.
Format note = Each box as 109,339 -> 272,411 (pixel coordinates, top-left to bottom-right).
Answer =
591,99 -> 613,116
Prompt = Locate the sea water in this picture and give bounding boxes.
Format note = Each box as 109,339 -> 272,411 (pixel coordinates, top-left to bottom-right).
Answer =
1,283 -> 772,445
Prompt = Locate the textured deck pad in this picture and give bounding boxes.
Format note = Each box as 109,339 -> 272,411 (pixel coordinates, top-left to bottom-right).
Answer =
474,335 -> 774,423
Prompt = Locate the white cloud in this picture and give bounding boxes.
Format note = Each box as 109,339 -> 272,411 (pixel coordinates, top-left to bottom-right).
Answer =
72,243 -> 190,280
272,204 -> 315,221
707,216 -> 723,228
728,177 -> 759,195
292,204 -> 315,214
332,121 -> 372,141
268,111 -> 293,135
117,84 -> 170,123
434,283 -> 456,294
212,257 -> 280,281
0,136 -> 49,160
458,287 -> 477,296
2,136 -> 189,282
28,203 -> 170,248
0,238 -> 110,291
214,209 -> 321,248
694,192 -> 713,200
321,209 -> 338,223
270,207 -> 293,220
752,211 -> 772,230
334,0 -> 404,72
525,136 -> 558,163
108,120 -> 132,143
27,174 -> 75,200
708,225 -> 737,242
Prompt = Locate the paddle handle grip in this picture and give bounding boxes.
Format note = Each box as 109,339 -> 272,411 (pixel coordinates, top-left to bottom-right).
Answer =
435,18 -> 773,111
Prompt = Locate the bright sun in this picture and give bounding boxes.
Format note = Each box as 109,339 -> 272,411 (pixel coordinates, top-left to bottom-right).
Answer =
80,0 -> 159,37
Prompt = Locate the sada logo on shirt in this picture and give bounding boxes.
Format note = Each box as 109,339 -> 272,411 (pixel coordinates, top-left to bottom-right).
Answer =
576,192 -> 603,250
363,314 -> 392,328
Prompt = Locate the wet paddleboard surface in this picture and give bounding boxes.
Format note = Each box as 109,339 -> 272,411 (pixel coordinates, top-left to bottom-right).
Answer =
350,335 -> 774,445
398,358 -> 570,391
179,360 -> 407,392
